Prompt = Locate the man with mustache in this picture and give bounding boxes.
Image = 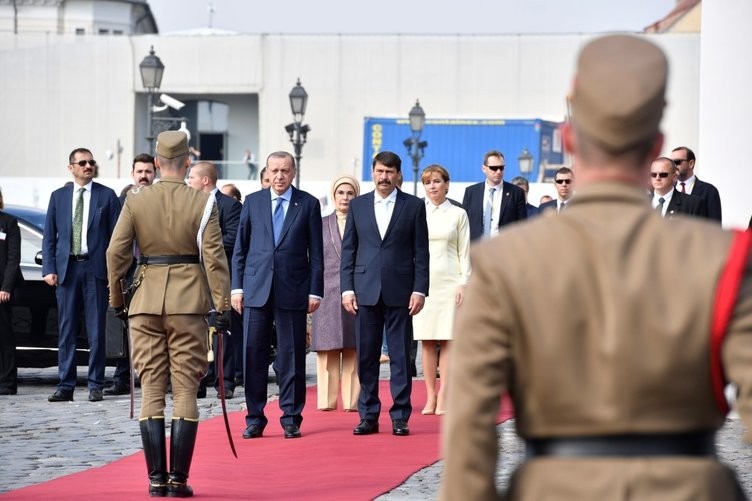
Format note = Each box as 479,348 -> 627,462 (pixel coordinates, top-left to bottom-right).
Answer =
43,148 -> 121,403
341,151 -> 429,437
106,153 -> 157,396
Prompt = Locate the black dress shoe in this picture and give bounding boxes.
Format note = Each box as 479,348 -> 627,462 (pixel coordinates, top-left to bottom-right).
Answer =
242,424 -> 264,439
48,389 -> 74,402
283,425 -> 302,439
104,384 -> 130,396
392,419 -> 409,436
353,419 -> 379,435
216,388 -> 233,399
89,389 -> 104,402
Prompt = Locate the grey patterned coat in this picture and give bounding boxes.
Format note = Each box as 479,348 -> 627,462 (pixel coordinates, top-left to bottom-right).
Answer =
311,212 -> 356,351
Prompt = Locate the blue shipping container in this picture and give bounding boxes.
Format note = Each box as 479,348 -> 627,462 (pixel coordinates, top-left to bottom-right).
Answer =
363,117 -> 564,183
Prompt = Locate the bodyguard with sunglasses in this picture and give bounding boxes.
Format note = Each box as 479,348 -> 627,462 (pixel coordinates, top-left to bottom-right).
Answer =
670,146 -> 723,224
462,150 -> 527,241
649,156 -> 707,219
540,167 -> 574,213
42,148 -> 121,403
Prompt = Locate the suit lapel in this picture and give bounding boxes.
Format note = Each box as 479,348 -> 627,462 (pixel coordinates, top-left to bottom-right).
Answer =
665,189 -> 681,218
364,192 -> 380,240
62,184 -> 73,231
87,183 -> 99,229
277,188 -> 301,246
497,181 -> 510,224
261,188 -> 274,244
382,190 -> 404,241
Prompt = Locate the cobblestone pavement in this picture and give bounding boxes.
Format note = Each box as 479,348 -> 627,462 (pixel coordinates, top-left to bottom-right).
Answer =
3,360 -> 752,499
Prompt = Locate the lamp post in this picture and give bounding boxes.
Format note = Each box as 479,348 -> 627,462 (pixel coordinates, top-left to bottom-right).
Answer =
139,46 -> 164,152
285,78 -> 310,188
518,146 -> 534,179
403,100 -> 427,196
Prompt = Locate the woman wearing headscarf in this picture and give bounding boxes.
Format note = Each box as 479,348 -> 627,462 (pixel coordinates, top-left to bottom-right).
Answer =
311,175 -> 361,411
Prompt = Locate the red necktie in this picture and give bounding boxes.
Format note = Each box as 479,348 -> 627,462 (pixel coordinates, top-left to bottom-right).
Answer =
680,182 -> 686,193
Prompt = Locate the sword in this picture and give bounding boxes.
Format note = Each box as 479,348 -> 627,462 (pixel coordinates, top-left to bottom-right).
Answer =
206,310 -> 238,458
119,278 -> 135,419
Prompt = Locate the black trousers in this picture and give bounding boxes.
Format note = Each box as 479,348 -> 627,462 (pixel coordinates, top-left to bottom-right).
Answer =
0,302 -> 17,391
355,298 -> 413,422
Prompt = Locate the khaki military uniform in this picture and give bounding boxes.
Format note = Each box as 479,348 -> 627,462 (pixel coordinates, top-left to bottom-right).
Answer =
107,177 -> 230,419
441,183 -> 752,500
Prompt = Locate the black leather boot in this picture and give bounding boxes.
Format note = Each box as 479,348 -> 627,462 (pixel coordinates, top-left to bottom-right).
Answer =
140,417 -> 167,497
166,418 -> 198,498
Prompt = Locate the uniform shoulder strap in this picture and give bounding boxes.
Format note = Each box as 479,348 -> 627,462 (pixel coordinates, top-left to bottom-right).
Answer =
710,229 -> 752,414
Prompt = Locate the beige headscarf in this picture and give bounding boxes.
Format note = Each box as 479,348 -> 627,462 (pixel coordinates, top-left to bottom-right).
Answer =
330,174 -> 360,236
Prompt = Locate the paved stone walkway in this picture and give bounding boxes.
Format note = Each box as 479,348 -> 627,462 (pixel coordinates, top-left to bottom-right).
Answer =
2,362 -> 751,499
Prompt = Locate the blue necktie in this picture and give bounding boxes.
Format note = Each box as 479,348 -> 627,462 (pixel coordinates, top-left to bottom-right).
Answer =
273,196 -> 285,245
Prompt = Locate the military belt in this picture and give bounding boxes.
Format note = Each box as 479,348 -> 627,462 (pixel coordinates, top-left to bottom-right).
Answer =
137,255 -> 200,265
525,431 -> 716,458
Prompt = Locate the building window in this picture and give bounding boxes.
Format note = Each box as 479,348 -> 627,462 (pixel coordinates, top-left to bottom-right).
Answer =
75,28 -> 85,35
113,30 -> 123,35
99,28 -> 109,35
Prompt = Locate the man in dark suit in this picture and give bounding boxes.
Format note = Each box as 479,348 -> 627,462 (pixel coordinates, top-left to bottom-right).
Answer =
106,153 -> 156,396
188,160 -> 242,400
511,176 -> 539,218
670,146 -> 722,223
462,150 -> 527,241
650,157 -> 708,219
42,148 -> 121,402
539,167 -> 575,214
341,151 -> 429,437
232,151 -> 324,440
0,188 -> 22,395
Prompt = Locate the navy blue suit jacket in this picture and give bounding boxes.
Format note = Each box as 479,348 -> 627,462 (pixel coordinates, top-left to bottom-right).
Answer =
664,189 -> 708,219
42,182 -> 120,284
539,199 -> 559,213
462,180 -> 527,241
340,189 -> 429,307
215,190 -> 241,263
232,187 -> 323,310
692,178 -> 722,223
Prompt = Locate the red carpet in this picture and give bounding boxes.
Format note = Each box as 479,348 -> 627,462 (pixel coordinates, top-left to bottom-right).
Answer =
4,382 -> 513,500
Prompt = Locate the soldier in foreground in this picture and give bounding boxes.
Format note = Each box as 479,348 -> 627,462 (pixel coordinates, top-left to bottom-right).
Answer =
107,131 -> 230,497
441,35 -> 752,500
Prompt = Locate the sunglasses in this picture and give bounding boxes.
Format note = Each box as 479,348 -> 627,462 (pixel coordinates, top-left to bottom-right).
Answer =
73,160 -> 97,167
484,164 -> 505,172
555,179 -> 572,185
650,172 -> 670,178
673,159 -> 686,166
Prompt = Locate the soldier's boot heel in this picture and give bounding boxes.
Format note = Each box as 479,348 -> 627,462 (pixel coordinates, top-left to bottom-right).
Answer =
166,418 -> 198,498
140,417 -> 167,497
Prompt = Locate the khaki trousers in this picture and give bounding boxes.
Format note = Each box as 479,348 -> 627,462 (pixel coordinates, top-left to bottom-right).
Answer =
130,313 -> 209,419
316,349 -> 359,411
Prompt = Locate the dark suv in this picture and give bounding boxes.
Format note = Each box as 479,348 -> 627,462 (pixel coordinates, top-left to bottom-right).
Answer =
5,205 -> 89,367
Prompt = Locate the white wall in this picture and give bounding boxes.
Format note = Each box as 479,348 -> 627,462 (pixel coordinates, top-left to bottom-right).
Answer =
0,32 -> 700,189
699,0 -> 752,228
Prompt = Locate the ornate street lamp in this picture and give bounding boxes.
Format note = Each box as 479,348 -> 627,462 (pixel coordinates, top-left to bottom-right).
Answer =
139,46 -> 164,150
403,100 -> 428,196
286,78 -> 310,187
518,146 -> 534,179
